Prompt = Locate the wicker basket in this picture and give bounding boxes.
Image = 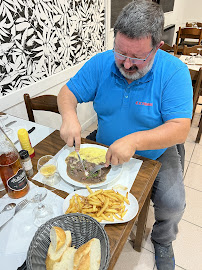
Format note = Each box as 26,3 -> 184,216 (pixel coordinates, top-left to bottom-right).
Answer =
26,213 -> 110,270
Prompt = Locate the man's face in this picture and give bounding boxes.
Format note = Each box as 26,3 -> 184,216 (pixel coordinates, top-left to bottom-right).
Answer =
114,32 -> 156,81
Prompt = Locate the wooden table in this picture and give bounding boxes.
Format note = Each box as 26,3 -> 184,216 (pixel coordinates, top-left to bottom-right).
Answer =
0,130 -> 161,269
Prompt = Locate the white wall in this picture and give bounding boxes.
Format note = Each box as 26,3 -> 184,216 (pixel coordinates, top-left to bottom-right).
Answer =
1,0 -> 201,131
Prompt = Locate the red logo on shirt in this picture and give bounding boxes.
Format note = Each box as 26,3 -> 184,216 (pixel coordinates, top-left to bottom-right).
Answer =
135,101 -> 153,106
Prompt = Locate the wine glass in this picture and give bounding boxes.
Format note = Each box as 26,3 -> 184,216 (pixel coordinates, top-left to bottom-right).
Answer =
188,52 -> 197,64
0,115 -> 13,138
27,186 -> 54,227
37,155 -> 61,191
196,48 -> 202,58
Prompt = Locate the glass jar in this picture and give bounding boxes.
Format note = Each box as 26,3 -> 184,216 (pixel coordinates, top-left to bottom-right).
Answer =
19,150 -> 34,177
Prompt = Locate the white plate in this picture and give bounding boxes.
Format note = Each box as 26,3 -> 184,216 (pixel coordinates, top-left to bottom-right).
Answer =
63,189 -> 139,224
57,144 -> 122,188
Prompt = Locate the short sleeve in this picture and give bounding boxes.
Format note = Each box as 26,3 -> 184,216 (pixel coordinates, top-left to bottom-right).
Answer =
66,55 -> 101,103
161,66 -> 193,122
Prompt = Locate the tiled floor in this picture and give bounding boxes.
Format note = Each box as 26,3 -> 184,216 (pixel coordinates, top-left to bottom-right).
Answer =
81,101 -> 202,270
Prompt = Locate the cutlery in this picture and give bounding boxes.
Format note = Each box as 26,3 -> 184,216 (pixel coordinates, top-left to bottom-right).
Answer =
0,199 -> 29,231
0,203 -> 16,214
73,142 -> 88,175
90,164 -> 108,174
5,121 -> 17,127
14,127 -> 35,144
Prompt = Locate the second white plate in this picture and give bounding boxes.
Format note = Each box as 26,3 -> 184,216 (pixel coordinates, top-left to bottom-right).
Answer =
63,189 -> 139,224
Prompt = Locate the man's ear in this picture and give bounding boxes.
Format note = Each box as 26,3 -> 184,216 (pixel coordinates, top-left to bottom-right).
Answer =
158,41 -> 165,49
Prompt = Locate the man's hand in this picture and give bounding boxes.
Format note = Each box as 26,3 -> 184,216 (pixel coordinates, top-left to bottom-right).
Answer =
60,119 -> 81,151
105,135 -> 136,166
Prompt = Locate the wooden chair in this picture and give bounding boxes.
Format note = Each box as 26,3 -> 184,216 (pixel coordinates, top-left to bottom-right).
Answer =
160,43 -> 177,55
182,44 -> 202,55
197,22 -> 202,28
176,27 -> 202,53
186,22 -> 202,28
188,68 -> 202,143
24,93 -> 59,122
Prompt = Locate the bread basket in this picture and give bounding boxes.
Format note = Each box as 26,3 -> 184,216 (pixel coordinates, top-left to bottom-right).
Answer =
26,213 -> 110,270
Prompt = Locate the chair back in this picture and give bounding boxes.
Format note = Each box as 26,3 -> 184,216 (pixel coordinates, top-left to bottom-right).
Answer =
24,93 -> 59,122
182,44 -> 202,55
191,67 -> 202,143
160,43 -> 177,55
176,27 -> 202,52
191,67 -> 202,116
197,22 -> 202,28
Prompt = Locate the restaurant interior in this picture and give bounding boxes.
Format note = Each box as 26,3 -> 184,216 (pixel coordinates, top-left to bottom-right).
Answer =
0,0 -> 202,270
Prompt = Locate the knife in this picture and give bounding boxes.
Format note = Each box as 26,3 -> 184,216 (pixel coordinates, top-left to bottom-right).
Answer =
5,120 -> 17,127
14,127 -> 35,144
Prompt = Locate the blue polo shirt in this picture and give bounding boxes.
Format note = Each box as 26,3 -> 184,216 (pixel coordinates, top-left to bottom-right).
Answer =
67,49 -> 193,160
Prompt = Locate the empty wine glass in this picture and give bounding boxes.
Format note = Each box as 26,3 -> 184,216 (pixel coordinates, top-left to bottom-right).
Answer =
27,186 -> 54,227
0,115 -> 13,137
37,155 -> 61,191
196,48 -> 202,58
188,52 -> 197,64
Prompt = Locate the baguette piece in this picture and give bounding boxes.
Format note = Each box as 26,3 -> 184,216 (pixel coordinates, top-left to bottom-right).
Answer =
50,226 -> 66,252
46,230 -> 72,270
53,247 -> 77,270
73,238 -> 101,270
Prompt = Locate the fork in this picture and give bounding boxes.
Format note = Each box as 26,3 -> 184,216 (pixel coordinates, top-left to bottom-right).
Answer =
0,199 -> 29,231
89,164 -> 108,174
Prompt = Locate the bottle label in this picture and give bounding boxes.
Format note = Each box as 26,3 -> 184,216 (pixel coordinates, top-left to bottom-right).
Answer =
7,169 -> 28,191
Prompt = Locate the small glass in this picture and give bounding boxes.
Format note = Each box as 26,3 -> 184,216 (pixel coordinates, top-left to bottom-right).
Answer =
37,155 -> 61,190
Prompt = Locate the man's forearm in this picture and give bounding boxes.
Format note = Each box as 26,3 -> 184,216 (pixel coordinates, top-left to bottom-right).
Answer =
57,85 -> 78,121
130,118 -> 191,151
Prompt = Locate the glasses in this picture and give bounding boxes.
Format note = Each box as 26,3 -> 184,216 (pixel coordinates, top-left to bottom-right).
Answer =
113,48 -> 154,64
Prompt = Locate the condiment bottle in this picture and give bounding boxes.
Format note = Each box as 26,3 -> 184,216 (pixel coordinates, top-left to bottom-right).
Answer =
17,128 -> 35,158
0,127 -> 30,199
19,150 -> 34,177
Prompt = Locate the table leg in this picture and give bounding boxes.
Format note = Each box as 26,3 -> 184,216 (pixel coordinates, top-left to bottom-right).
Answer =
131,189 -> 152,252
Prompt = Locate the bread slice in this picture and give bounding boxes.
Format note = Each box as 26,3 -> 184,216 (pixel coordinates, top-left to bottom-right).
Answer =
50,226 -> 66,252
46,230 -> 72,270
53,247 -> 77,270
73,238 -> 101,270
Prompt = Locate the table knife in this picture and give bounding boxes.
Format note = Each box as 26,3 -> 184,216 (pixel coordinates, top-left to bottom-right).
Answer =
14,127 -> 35,144
5,120 -> 17,127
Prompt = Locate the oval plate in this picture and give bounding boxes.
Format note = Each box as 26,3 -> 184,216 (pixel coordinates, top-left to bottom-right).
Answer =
57,144 -> 122,188
63,189 -> 139,224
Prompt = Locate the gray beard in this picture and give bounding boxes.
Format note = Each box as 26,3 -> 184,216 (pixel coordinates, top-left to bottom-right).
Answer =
116,57 -> 154,81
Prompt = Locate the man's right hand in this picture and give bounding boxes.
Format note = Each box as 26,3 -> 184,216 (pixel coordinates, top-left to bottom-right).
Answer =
60,119 -> 81,151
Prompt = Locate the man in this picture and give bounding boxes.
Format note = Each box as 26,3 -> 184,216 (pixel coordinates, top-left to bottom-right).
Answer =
57,1 -> 193,269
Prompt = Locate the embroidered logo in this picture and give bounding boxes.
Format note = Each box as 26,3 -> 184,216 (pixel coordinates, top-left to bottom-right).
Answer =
135,101 -> 153,106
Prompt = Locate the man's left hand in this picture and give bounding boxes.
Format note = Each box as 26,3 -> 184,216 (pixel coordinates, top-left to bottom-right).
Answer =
105,135 -> 136,166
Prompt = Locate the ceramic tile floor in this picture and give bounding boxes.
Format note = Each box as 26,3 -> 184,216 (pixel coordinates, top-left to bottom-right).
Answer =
81,102 -> 202,270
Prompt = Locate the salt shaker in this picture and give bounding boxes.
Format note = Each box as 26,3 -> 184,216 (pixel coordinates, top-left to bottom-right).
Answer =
19,150 -> 34,177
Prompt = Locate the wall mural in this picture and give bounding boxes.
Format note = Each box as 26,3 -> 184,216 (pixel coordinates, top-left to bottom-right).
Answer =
0,0 -> 105,96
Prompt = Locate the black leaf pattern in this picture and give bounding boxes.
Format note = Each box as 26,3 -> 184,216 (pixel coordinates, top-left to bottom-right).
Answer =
0,0 -> 105,96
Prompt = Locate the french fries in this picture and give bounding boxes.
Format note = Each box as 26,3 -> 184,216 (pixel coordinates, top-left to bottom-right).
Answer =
65,186 -> 130,222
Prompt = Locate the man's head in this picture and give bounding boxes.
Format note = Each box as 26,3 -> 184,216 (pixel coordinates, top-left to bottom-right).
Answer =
113,0 -> 164,81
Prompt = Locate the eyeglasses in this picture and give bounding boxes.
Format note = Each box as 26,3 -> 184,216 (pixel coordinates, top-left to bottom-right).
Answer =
113,48 -> 154,64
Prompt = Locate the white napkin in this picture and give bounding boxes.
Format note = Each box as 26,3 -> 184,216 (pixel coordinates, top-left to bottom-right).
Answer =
0,182 -> 64,257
